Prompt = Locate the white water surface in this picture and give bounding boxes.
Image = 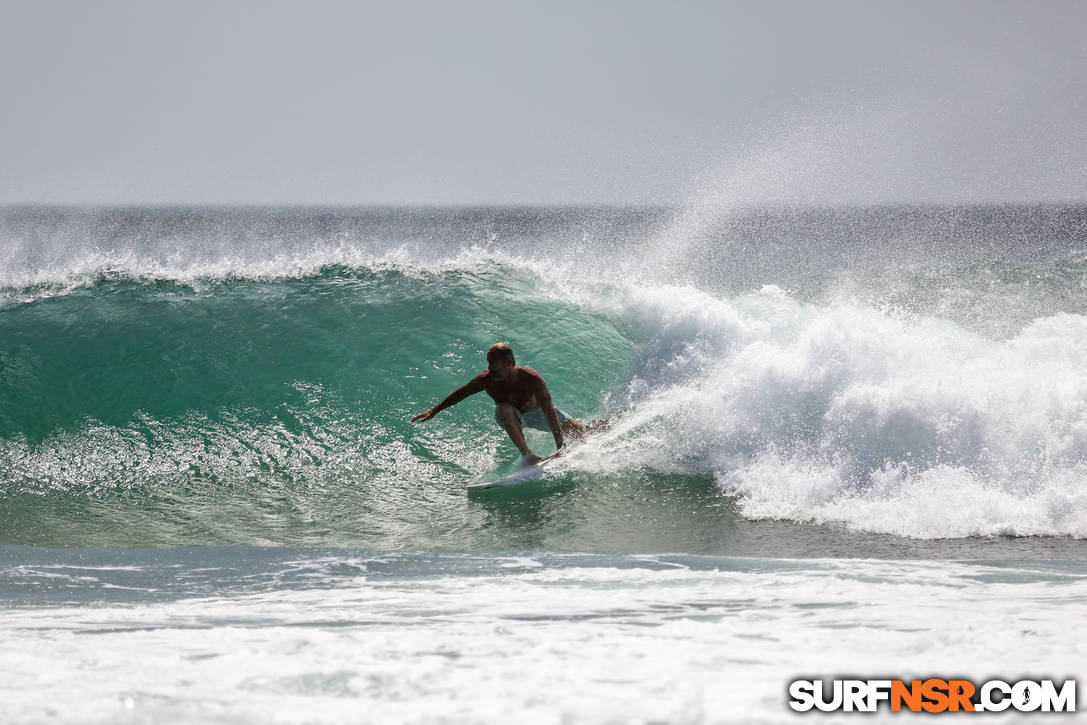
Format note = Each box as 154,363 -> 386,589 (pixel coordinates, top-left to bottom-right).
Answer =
2,551 -> 1084,724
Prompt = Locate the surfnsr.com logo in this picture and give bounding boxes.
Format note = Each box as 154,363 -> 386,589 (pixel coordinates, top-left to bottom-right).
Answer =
788,678 -> 1076,713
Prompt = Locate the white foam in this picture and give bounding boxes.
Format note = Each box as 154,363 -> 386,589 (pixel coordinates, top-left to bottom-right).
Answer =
568,282 -> 1087,538
2,556 -> 1083,723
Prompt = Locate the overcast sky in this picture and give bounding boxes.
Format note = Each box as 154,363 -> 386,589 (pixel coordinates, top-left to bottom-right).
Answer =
2,0 -> 1086,205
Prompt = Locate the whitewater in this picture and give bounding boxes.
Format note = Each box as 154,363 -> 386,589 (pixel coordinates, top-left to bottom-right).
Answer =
2,206 -> 1085,723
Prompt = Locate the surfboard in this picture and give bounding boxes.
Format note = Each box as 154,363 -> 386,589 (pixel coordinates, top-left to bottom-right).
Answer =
466,458 -> 551,492
465,417 -> 609,493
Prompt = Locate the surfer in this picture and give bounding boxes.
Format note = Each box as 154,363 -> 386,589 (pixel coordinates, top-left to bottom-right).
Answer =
411,343 -> 604,464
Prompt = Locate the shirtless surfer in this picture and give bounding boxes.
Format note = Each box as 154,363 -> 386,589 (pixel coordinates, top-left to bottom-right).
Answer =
411,343 -> 604,465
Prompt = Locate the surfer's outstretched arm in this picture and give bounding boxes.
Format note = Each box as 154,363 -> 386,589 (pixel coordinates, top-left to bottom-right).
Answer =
411,375 -> 484,422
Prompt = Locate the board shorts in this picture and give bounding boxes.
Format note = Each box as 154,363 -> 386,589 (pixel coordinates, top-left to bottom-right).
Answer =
496,405 -> 570,431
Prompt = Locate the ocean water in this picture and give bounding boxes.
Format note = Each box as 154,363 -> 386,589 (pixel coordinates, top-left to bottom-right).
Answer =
1,206 -> 1085,723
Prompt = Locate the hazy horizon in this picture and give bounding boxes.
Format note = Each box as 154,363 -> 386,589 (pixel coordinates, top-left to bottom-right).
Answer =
3,0 -> 1086,206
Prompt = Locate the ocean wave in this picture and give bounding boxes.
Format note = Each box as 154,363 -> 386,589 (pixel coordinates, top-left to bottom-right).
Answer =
3,208 -> 1087,541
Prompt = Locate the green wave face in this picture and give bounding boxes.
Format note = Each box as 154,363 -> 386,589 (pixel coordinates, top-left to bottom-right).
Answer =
0,265 -> 635,547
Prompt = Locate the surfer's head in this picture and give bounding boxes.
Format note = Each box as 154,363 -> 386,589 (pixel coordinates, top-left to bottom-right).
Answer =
487,343 -> 516,379
487,343 -> 515,365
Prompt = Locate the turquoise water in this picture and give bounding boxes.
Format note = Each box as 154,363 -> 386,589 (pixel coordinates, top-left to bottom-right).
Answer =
2,206 -> 1086,722
1,263 -> 634,548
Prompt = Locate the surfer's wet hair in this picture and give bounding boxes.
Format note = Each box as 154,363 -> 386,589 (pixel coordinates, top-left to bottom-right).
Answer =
487,343 -> 515,365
